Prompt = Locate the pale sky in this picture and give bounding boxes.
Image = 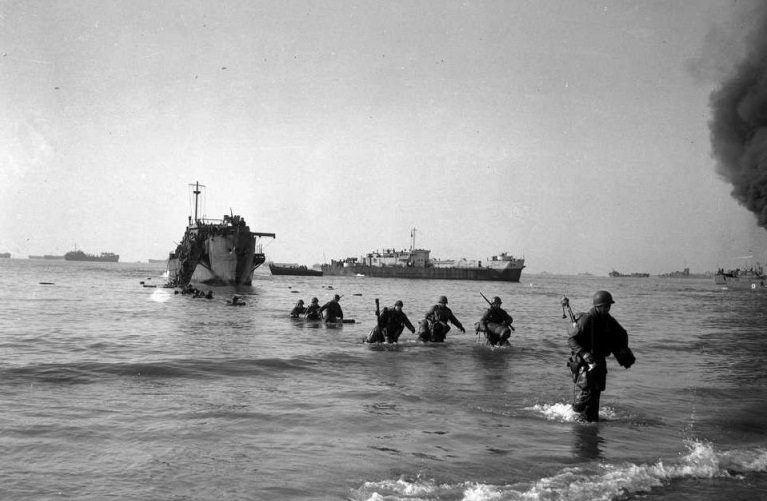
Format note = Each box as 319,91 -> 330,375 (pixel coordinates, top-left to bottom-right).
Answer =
2,0 -> 767,274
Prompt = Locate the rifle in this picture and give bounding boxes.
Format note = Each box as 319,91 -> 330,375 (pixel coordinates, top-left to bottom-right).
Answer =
561,296 -> 596,374
367,298 -> 383,343
479,291 -> 514,331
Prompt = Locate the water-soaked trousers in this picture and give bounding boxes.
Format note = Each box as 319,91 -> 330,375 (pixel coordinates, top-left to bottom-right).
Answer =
484,322 -> 511,346
418,320 -> 450,342
572,363 -> 607,422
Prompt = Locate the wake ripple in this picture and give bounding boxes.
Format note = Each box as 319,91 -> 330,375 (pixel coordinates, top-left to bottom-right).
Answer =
0,357 -> 320,385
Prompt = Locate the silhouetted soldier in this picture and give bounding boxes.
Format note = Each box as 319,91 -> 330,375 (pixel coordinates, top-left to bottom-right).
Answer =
567,290 -> 635,422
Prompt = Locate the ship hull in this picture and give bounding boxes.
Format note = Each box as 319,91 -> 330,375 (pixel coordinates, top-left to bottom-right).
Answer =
64,256 -> 119,262
168,234 -> 264,286
320,264 -> 523,281
269,264 -> 323,277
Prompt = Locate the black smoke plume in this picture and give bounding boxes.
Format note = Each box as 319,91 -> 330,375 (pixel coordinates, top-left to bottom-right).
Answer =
709,9 -> 767,229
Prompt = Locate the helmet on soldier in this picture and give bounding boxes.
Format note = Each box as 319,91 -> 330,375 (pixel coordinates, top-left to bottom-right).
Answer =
394,300 -> 403,307
593,290 -> 615,306
492,296 -> 502,305
438,296 -> 448,304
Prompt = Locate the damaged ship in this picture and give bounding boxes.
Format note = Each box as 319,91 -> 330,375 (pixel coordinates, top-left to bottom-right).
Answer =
166,182 -> 275,286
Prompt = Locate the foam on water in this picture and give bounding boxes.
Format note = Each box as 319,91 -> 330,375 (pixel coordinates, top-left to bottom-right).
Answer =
352,442 -> 767,500
525,402 -> 619,423
149,289 -> 172,302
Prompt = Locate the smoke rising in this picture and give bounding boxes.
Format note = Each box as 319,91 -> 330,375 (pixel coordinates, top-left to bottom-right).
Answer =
709,7 -> 767,229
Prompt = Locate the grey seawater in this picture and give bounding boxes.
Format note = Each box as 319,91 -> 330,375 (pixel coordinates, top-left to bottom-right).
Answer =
1,259 -> 766,500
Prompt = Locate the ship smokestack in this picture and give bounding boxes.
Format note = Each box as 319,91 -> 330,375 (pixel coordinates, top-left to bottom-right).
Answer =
709,7 -> 767,229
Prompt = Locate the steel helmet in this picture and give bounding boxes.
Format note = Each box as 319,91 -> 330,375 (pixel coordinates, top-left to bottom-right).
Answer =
311,297 -> 319,303
333,294 -> 341,301
438,295 -> 448,304
394,300 -> 404,307
492,296 -> 502,305
297,299 -> 304,304
593,290 -> 615,306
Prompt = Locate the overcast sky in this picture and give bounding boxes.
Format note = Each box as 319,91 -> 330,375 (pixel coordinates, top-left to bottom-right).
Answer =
2,0 -> 767,274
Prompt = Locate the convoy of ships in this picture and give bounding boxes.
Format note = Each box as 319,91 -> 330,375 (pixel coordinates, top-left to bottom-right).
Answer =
5,181 -> 767,292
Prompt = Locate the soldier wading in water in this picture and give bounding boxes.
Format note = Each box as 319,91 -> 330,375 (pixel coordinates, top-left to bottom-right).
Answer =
366,299 -> 415,344
566,290 -> 636,422
478,295 -> 514,346
418,295 -> 465,342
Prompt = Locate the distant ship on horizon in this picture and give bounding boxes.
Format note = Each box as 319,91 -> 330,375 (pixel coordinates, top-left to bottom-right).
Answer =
269,262 -> 323,277
64,249 -> 120,262
29,254 -> 65,260
0,252 -> 10,258
608,270 -> 649,278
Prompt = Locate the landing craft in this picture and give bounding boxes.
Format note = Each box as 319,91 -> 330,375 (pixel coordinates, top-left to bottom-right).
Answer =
714,265 -> 766,290
165,182 -> 275,286
321,228 -> 525,282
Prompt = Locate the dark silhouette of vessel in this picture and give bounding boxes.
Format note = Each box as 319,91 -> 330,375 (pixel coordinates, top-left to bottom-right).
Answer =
269,263 -> 323,276
64,250 -> 119,262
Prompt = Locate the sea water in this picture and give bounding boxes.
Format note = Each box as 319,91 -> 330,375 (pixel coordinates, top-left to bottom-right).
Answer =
1,258 -> 766,500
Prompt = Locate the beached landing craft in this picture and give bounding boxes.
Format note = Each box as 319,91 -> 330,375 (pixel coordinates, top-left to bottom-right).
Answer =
165,182 -> 275,287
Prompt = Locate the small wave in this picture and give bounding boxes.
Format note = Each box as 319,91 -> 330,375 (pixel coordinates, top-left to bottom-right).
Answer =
351,442 -> 767,500
355,476 -> 447,500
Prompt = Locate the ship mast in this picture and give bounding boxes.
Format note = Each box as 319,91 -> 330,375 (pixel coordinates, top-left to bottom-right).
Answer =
189,181 -> 207,224
192,181 -> 201,223
410,227 -> 416,251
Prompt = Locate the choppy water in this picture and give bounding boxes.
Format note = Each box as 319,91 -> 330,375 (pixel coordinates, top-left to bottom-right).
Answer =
1,259 -> 766,500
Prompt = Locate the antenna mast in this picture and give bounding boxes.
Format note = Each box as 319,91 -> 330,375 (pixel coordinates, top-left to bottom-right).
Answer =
190,181 -> 206,223
410,227 -> 416,251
